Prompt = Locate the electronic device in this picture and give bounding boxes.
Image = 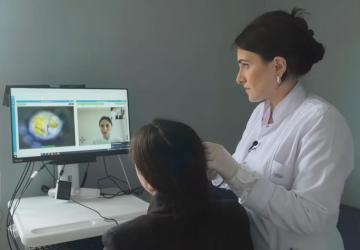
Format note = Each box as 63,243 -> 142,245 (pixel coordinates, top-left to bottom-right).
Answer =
54,180 -> 72,200
9,87 -> 131,163
33,236 -> 103,250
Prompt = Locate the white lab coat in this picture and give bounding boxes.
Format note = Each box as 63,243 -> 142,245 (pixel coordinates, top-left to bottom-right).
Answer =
92,135 -> 121,145
227,84 -> 353,250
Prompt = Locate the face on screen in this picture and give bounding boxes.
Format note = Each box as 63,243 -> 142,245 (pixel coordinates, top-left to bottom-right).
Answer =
99,119 -> 112,139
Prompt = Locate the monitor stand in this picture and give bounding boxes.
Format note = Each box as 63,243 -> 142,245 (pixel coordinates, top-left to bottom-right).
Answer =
48,164 -> 100,200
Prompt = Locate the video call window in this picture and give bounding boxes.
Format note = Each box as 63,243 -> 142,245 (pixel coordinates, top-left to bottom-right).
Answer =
77,106 -> 129,146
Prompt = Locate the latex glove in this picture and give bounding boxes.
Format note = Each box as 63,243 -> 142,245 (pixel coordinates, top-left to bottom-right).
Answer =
203,142 -> 240,181
206,168 -> 219,181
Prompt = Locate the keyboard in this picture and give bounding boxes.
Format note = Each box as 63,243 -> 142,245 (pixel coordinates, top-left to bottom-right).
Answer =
31,236 -> 103,250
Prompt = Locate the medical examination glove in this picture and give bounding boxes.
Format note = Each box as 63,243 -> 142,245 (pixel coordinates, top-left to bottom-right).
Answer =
206,168 -> 219,180
204,142 -> 258,186
204,142 -> 239,180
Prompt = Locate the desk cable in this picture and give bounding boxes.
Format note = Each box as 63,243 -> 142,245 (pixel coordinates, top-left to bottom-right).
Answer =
7,162 -> 48,250
117,154 -> 132,191
99,155 -> 144,198
97,156 -> 131,198
70,198 -> 119,226
7,161 -> 32,250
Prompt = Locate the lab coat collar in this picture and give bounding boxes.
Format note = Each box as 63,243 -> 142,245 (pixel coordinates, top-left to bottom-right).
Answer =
263,83 -> 306,125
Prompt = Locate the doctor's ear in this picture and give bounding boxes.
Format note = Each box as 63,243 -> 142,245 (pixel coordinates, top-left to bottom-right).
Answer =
272,56 -> 287,78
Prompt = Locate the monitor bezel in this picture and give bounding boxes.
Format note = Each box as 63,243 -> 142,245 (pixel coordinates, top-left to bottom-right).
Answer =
10,87 -> 131,163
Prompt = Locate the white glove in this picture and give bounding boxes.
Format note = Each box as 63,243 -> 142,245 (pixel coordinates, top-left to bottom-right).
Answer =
206,168 -> 219,181
204,142 -> 259,199
203,142 -> 240,180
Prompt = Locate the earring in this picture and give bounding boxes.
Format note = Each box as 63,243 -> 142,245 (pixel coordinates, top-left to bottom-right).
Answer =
276,75 -> 281,85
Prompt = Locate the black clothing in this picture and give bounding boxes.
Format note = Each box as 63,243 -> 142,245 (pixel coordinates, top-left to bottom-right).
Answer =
102,193 -> 253,250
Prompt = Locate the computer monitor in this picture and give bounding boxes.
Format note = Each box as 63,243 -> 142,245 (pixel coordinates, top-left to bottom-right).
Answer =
10,87 -> 131,164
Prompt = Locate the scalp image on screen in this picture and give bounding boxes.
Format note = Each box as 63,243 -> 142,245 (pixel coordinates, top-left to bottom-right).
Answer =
17,106 -> 75,149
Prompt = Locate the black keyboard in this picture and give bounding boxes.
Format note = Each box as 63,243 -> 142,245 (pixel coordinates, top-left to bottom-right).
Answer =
32,236 -> 103,250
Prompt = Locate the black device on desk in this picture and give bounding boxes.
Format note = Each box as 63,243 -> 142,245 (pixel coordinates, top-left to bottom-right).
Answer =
31,236 -> 103,250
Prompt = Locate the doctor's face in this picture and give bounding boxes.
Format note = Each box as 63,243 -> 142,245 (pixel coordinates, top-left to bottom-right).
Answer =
99,119 -> 112,139
236,48 -> 277,102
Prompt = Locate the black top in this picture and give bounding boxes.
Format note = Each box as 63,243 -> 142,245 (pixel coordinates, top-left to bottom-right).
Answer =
102,193 -> 253,250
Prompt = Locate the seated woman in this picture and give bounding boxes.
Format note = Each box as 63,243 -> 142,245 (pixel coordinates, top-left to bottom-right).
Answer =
102,119 -> 253,250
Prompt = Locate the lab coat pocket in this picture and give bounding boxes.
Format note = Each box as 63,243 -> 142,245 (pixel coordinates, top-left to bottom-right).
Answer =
270,160 -> 292,189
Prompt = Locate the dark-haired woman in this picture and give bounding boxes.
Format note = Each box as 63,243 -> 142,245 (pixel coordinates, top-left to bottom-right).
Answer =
205,8 -> 353,250
102,119 -> 253,250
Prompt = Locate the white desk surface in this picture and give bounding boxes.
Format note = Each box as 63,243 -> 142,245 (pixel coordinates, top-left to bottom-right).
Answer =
11,195 -> 149,247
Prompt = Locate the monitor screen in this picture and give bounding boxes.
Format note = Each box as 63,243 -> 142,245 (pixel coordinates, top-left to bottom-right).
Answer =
10,88 -> 130,163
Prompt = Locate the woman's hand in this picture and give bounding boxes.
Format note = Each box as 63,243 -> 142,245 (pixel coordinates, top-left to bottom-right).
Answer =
203,142 -> 240,180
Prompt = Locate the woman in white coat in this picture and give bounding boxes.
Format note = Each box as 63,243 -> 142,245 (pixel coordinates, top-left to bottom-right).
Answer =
205,8 -> 353,250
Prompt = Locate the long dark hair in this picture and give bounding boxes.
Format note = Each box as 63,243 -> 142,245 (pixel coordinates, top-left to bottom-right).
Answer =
234,8 -> 325,81
130,119 -> 211,203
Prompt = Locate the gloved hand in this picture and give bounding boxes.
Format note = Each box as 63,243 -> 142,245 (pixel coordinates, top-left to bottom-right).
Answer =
206,168 -> 219,181
203,142 -> 240,181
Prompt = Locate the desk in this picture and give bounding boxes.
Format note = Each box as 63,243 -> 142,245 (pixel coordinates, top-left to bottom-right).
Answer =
11,195 -> 148,248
